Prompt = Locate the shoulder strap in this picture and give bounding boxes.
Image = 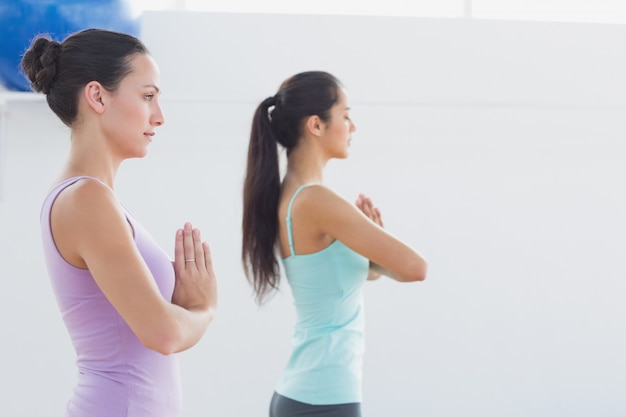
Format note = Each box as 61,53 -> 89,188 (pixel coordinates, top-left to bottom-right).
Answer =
286,184 -> 311,257
45,176 -> 107,202
60,175 -> 108,189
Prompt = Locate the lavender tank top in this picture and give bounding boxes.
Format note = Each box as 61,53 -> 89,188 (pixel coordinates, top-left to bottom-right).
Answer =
40,176 -> 182,417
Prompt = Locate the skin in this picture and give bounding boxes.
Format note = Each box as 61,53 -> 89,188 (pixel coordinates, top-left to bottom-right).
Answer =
49,53 -> 217,355
278,88 -> 427,282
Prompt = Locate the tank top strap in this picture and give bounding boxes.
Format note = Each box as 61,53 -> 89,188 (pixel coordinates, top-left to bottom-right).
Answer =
57,175 -> 108,190
286,184 -> 312,257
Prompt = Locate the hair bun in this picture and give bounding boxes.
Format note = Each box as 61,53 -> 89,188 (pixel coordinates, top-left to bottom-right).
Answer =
21,36 -> 62,94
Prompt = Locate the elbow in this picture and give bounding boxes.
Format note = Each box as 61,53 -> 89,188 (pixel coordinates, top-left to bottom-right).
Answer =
139,326 -> 183,356
405,260 -> 427,282
406,271 -> 426,282
148,340 -> 178,356
138,307 -> 214,355
142,335 -> 178,356
414,270 -> 427,282
416,260 -> 428,281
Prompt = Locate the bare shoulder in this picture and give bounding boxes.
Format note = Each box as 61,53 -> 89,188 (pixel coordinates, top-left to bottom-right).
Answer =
290,184 -> 363,232
277,183 -> 359,255
53,178 -> 122,223
292,184 -> 351,213
51,178 -> 132,265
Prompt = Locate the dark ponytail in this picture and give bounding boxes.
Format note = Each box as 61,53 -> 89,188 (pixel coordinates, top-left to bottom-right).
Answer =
242,96 -> 282,303
242,71 -> 342,304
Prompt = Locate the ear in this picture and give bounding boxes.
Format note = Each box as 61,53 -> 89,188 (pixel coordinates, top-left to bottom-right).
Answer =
83,81 -> 106,114
304,115 -> 324,137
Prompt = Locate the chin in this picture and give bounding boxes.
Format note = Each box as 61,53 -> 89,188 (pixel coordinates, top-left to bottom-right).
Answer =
130,148 -> 149,159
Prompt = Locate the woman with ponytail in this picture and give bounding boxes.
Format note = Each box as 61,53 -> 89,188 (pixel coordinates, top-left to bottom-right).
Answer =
242,71 -> 428,416
22,29 -> 217,417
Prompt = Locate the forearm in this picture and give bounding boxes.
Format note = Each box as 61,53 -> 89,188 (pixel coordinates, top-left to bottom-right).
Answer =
169,304 -> 216,353
368,262 -> 382,280
369,262 -> 399,281
142,303 -> 216,355
369,261 -> 426,282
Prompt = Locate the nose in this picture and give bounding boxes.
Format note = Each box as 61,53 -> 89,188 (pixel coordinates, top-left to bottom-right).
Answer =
350,119 -> 356,132
152,104 -> 165,127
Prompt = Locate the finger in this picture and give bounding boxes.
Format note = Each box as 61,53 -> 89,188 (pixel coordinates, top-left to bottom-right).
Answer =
361,199 -> 374,219
182,222 -> 196,268
174,227 -> 184,269
369,204 -> 380,223
202,241 -> 213,272
355,195 -> 363,210
192,227 -> 206,269
366,200 -> 382,225
375,207 -> 384,227
368,201 -> 380,222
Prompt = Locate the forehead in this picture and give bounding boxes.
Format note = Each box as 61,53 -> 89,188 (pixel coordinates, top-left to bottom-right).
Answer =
334,88 -> 350,108
122,53 -> 160,86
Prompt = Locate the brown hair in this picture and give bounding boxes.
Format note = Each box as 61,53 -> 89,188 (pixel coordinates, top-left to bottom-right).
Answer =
21,28 -> 148,127
242,71 -> 342,303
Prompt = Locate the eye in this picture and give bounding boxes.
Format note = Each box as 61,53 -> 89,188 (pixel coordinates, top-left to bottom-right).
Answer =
144,93 -> 155,101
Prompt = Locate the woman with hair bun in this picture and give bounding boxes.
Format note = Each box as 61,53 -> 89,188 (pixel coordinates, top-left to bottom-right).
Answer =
22,29 -> 218,417
242,71 -> 428,416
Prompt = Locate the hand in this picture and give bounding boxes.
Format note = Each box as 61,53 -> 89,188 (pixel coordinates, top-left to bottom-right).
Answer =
356,194 -> 384,280
355,193 -> 384,228
172,222 -> 218,312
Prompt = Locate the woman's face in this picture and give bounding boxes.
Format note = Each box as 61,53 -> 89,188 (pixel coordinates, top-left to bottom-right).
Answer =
101,53 -> 164,159
320,88 -> 356,159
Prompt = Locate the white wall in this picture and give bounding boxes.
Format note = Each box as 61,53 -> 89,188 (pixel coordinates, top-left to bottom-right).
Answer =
1,12 -> 625,416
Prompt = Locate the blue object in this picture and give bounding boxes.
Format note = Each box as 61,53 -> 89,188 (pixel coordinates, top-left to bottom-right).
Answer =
0,0 -> 140,91
278,184 -> 370,405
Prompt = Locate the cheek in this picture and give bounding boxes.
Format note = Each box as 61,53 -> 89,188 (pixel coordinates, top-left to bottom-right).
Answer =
116,98 -> 144,118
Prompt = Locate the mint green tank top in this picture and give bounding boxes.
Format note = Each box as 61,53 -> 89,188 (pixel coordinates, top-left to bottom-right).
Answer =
276,184 -> 370,405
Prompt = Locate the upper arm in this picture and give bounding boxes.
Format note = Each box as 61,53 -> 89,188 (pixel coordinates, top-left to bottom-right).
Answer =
51,181 -> 177,350
304,186 -> 427,282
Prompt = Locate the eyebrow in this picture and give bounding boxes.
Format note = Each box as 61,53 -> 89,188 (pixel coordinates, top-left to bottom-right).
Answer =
143,84 -> 161,94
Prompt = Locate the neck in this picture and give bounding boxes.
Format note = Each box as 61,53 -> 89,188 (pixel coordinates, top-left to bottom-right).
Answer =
59,130 -> 121,189
283,139 -> 328,186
